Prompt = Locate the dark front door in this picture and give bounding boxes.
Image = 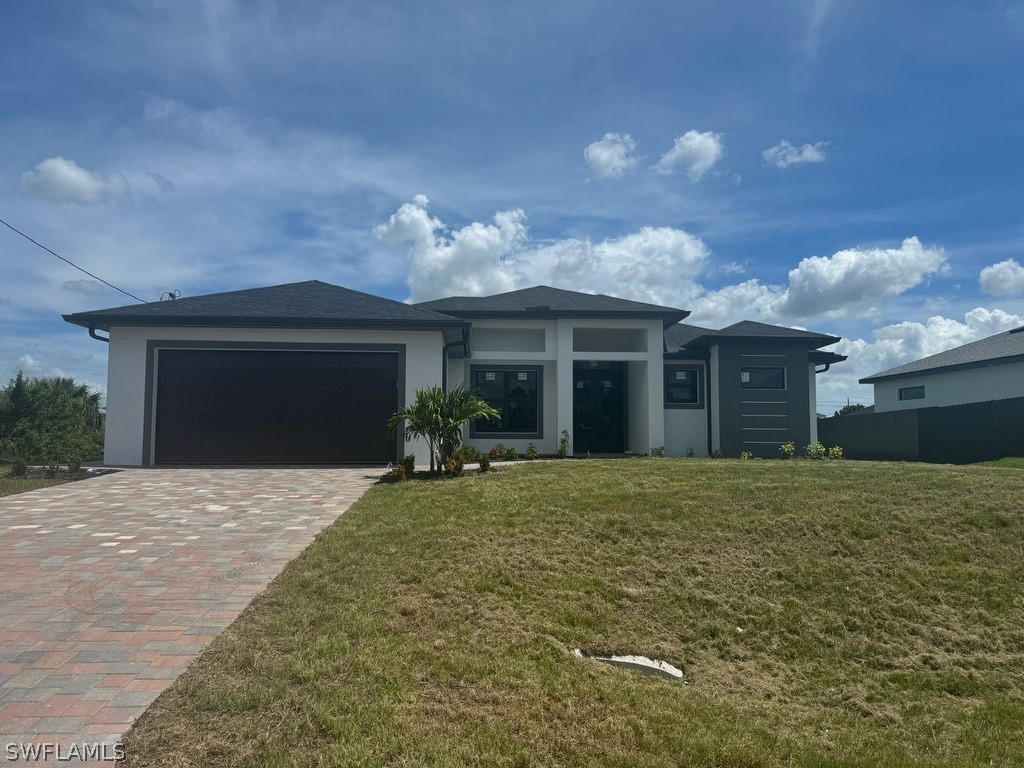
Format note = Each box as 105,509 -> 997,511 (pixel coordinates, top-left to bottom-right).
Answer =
154,349 -> 399,465
573,361 -> 626,454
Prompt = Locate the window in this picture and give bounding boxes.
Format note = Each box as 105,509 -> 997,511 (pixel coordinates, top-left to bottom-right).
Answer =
471,367 -> 542,435
740,366 -> 786,389
665,365 -> 703,408
899,385 -> 925,401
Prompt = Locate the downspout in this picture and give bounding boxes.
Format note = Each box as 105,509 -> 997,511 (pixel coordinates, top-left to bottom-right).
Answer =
88,326 -> 110,343
815,364 -> 830,374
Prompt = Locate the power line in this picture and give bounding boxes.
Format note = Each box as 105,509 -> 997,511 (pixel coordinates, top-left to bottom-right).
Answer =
0,216 -> 147,303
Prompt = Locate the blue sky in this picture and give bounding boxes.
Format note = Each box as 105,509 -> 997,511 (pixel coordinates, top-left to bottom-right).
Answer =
2,0 -> 1024,413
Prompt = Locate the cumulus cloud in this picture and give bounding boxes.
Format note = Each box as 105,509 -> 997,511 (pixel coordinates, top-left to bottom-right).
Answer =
376,196 -> 709,305
819,308 -> 1024,404
654,131 -> 724,181
762,139 -> 829,168
21,156 -> 130,205
771,237 -> 947,318
979,258 -> 1024,297
685,280 -> 785,327
374,195 -> 525,302
583,133 -> 640,179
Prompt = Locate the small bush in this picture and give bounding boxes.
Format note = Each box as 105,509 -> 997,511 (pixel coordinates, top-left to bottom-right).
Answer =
779,441 -> 796,459
710,449 -> 724,459
739,451 -> 753,460
383,465 -> 406,482
401,454 -> 416,477
490,444 -> 506,460
478,454 -> 491,472
504,446 -> 519,461
650,446 -> 666,458
828,445 -> 844,460
525,443 -> 539,460
686,447 -> 695,458
805,442 -> 827,460
11,457 -> 28,476
556,430 -> 570,459
445,456 -> 464,477
458,445 -> 482,463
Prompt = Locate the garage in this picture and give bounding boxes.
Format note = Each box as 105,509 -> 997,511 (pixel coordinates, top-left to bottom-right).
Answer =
154,348 -> 400,465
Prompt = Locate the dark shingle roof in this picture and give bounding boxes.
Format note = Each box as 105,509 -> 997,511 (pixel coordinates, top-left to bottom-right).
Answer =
63,280 -> 466,331
664,323 -> 717,353
860,326 -> 1024,383
415,285 -> 688,325
683,320 -> 841,350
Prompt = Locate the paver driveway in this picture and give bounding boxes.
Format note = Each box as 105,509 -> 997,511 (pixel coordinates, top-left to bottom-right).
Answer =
0,468 -> 380,764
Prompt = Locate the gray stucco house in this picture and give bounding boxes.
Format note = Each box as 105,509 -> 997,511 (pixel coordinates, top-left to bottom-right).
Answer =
64,281 -> 847,465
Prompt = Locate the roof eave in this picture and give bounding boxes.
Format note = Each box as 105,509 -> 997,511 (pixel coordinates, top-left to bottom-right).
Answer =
62,314 -> 470,332
859,352 -> 1024,384
685,333 -> 841,350
429,309 -> 690,326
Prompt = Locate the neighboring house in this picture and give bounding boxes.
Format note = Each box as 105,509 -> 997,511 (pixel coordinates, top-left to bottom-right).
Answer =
63,281 -> 846,465
861,326 -> 1024,412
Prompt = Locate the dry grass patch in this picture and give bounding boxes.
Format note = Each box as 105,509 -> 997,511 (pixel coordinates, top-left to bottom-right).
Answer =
123,460 -> 1024,767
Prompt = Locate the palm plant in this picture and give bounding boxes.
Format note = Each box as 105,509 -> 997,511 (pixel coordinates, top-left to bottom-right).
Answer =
387,384 -> 499,474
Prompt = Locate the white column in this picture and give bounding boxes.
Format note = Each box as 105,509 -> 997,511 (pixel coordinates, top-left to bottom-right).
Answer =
555,319 -> 575,454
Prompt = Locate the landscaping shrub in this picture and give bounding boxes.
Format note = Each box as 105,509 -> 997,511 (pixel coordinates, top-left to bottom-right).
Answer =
805,442 -> 827,460
444,456 -> 464,476
490,444 -> 506,460
10,457 -> 27,476
503,446 -> 519,461
457,444 -> 482,463
828,445 -> 844,460
710,449 -> 724,459
478,454 -> 491,472
556,429 -> 570,459
686,447 -> 695,458
525,443 -> 539,460
401,454 -> 416,477
739,451 -> 753,459
650,446 -> 666,458
779,441 -> 796,459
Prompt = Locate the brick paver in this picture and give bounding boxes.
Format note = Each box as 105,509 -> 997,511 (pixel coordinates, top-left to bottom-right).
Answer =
0,468 -> 380,764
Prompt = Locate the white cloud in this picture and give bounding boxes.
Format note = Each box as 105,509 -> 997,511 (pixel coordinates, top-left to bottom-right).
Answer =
21,156 -> 130,205
376,196 -> 709,305
583,133 -> 640,179
979,258 -> 1024,297
654,131 -> 724,182
685,280 -> 785,327
17,354 -> 43,376
820,307 -> 1024,405
771,237 -> 947,318
374,196 -> 525,303
762,139 -> 829,168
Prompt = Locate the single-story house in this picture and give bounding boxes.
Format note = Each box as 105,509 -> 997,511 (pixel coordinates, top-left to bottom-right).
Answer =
861,325 -> 1024,412
63,280 -> 847,465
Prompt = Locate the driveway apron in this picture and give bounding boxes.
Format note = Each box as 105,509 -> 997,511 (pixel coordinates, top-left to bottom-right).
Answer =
0,468 -> 380,764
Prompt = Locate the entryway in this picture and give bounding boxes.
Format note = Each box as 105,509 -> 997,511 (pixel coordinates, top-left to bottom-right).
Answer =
573,361 -> 627,453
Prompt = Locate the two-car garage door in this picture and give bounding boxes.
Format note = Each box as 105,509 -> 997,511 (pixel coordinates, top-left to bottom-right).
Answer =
154,348 -> 400,465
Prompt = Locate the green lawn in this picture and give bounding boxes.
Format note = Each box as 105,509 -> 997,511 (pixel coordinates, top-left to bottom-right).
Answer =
975,457 -> 1024,469
123,460 -> 1024,767
0,464 -> 77,497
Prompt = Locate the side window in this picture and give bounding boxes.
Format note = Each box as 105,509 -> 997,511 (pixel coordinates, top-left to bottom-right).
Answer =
665,366 -> 702,407
899,385 -> 925,401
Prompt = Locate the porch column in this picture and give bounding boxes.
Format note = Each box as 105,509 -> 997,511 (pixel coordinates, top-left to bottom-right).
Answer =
555,319 -> 575,454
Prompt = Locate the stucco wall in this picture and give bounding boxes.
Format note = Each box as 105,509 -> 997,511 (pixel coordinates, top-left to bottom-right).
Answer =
663,358 -> 708,457
872,360 -> 1024,412
104,326 -> 445,466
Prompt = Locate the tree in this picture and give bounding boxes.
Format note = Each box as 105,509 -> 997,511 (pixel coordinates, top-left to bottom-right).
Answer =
0,373 -> 104,472
387,384 -> 499,474
834,403 -> 867,417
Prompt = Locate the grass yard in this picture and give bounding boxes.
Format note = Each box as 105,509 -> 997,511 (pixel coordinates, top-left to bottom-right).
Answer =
0,464 -> 90,497
124,460 -> 1024,767
976,457 -> 1024,469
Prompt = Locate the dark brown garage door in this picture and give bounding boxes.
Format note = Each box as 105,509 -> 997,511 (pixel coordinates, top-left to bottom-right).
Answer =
154,349 -> 400,464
